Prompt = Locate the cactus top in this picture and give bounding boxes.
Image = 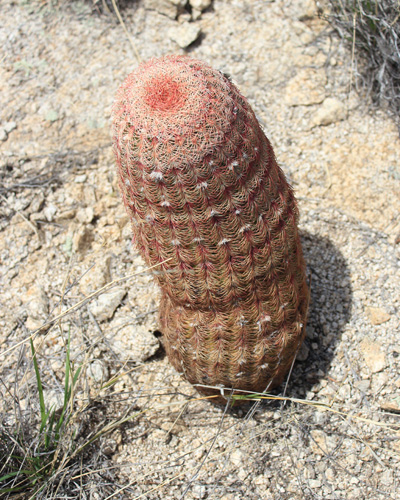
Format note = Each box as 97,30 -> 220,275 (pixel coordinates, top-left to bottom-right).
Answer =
113,55 -> 242,169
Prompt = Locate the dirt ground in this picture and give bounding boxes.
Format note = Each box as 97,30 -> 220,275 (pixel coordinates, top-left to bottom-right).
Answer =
0,0 -> 399,499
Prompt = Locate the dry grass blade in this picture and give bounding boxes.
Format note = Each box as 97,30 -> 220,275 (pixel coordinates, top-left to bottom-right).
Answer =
327,0 -> 400,131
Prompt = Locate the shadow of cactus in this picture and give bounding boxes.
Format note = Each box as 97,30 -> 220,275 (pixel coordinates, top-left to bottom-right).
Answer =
289,232 -> 353,397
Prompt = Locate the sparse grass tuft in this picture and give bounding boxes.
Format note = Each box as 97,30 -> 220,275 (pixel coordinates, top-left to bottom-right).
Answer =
0,332 -> 82,498
0,328 -> 131,499
327,0 -> 400,130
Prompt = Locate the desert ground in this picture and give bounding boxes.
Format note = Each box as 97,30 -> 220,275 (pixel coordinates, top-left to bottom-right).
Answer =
0,0 -> 399,499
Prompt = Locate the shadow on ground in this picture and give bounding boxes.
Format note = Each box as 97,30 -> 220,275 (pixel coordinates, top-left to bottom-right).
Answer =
288,231 -> 353,398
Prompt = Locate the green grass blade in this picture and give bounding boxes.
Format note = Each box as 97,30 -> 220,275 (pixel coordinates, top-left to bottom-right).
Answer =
0,470 -> 32,482
30,338 -> 46,432
64,330 -> 71,406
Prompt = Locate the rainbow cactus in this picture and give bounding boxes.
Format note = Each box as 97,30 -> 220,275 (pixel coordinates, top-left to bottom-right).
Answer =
112,55 -> 309,403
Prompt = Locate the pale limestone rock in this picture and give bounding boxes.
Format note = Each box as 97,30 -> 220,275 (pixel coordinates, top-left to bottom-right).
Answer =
23,284 -> 49,329
365,306 -> 391,325
312,97 -> 346,126
43,203 -> 57,222
111,316 -> 160,362
360,338 -> 387,373
89,287 -> 126,322
72,225 -> 94,253
88,360 -> 108,383
79,255 -> 111,295
285,68 -> 326,106
168,22 -> 201,48
143,0 -> 186,19
76,206 -> 94,224
230,449 -> 245,467
189,0 -> 212,11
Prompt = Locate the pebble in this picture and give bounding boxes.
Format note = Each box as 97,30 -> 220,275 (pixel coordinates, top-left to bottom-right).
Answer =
192,484 -> 207,499
360,338 -> 387,373
365,306 -> 391,325
354,379 -> 370,392
189,0 -> 212,10
111,316 -> 160,362
168,22 -> 201,48
89,287 -> 126,322
43,203 -> 57,222
0,128 -> 8,141
143,0 -> 186,19
72,225 -> 94,253
284,68 -> 326,106
297,341 -> 309,361
310,429 -> 329,455
3,121 -> 17,133
88,359 -> 108,383
230,449 -> 245,467
311,97 -> 346,126
42,389 -> 64,411
23,284 -> 49,329
75,174 -> 88,183
76,206 -> 94,224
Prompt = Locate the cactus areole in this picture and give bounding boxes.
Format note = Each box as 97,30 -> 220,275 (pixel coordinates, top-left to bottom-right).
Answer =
112,55 -> 309,403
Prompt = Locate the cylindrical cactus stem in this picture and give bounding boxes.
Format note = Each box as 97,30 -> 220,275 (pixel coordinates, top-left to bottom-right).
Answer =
112,55 -> 309,403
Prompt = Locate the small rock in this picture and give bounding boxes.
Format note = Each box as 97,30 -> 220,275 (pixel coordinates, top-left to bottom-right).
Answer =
191,8 -> 202,20
112,316 -> 160,362
178,12 -> 192,23
380,397 -> 400,413
89,287 -> 126,322
310,429 -> 330,455
297,341 -> 309,361
88,359 -> 108,383
365,306 -> 391,325
309,479 -> 321,489
325,468 -> 335,481
192,484 -> 207,499
23,285 -> 49,329
43,389 -> 64,411
102,438 -> 118,456
254,474 -> 269,487
285,68 -> 326,106
169,22 -> 201,48
43,203 -> 57,222
30,192 -> 45,214
45,110 -> 59,122
311,97 -> 346,126
143,0 -> 186,19
371,372 -> 388,392
230,449 -> 245,467
360,338 -> 387,373
189,0 -> 212,11
57,208 -> 76,220
4,121 -> 17,133
75,174 -> 87,183
0,129 -> 8,141
72,225 -> 94,253
77,206 -> 94,224
79,256 -> 111,295
354,379 -> 370,393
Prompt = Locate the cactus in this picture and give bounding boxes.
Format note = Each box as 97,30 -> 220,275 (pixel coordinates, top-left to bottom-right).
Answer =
112,55 -> 309,403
